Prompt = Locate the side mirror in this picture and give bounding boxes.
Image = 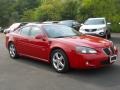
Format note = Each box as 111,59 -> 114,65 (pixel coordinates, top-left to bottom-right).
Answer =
35,34 -> 46,41
35,34 -> 43,39
107,22 -> 111,25
72,22 -> 76,27
72,23 -> 75,27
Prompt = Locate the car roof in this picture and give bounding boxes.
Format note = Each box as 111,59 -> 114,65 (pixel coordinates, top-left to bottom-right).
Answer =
88,18 -> 105,20
26,22 -> 41,26
9,23 -> 21,29
42,21 -> 59,24
59,20 -> 75,22
26,23 -> 61,27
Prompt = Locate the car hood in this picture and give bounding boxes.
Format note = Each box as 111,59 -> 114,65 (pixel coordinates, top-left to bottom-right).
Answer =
80,24 -> 106,29
53,35 -> 112,48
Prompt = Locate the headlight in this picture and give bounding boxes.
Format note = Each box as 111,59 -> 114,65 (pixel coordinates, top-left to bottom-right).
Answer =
113,45 -> 117,50
79,28 -> 84,31
76,46 -> 97,54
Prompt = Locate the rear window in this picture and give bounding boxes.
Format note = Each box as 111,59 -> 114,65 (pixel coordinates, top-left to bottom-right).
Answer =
30,26 -> 42,37
20,26 -> 31,36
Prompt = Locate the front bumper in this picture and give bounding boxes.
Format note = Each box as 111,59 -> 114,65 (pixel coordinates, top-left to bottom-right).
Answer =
79,29 -> 106,37
70,47 -> 118,69
78,54 -> 118,69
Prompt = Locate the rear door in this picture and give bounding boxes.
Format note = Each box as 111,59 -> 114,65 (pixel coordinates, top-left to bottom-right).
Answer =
15,26 -> 31,55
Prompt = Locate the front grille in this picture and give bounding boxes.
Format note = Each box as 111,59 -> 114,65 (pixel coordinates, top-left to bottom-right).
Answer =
103,48 -> 111,55
103,47 -> 114,55
85,29 -> 97,32
92,29 -> 97,32
110,47 -> 114,54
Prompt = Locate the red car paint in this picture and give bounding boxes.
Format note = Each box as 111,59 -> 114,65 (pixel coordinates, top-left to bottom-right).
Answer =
6,24 -> 118,69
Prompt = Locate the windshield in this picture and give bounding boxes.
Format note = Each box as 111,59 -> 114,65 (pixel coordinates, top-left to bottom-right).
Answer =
43,25 -> 81,38
84,19 -> 105,25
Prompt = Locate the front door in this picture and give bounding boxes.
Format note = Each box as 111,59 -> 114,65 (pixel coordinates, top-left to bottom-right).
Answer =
27,26 -> 50,61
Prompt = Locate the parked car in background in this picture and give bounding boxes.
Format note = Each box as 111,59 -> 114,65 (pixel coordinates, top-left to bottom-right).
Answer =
6,24 -> 118,73
79,18 -> 111,39
42,21 -> 59,24
4,22 -> 28,34
58,20 -> 80,31
0,27 -> 4,33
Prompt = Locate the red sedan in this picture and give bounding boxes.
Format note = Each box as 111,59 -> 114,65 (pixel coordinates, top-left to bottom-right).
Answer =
6,24 -> 118,73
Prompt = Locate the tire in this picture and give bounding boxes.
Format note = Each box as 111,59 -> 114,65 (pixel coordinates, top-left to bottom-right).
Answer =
8,43 -> 18,59
107,33 -> 111,39
106,29 -> 111,39
104,31 -> 111,39
51,49 -> 69,73
104,34 -> 108,39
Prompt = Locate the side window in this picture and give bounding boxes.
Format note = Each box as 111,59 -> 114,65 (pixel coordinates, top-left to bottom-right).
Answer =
30,26 -> 42,37
20,26 -> 31,36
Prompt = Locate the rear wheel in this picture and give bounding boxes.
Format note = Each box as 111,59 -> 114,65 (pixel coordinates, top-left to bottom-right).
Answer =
51,49 -> 69,73
8,43 -> 18,59
107,33 -> 111,39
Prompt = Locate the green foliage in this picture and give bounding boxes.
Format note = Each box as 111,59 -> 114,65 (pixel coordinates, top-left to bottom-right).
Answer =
14,0 -> 39,15
0,0 -> 15,27
61,0 -> 78,20
21,9 -> 36,22
33,0 -> 63,21
0,0 -> 120,32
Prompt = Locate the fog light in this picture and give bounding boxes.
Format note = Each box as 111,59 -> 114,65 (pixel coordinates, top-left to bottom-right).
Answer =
86,61 -> 89,65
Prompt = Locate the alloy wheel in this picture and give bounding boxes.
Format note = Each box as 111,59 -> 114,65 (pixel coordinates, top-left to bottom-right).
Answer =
52,52 -> 65,71
9,43 -> 18,58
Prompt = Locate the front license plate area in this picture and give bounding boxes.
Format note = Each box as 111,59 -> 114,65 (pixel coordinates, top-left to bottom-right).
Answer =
110,55 -> 117,63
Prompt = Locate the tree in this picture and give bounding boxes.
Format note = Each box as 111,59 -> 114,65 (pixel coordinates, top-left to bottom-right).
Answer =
13,0 -> 40,21
0,0 -> 15,27
61,0 -> 78,20
21,9 -> 36,22
0,0 -> 120,32
30,0 -> 63,21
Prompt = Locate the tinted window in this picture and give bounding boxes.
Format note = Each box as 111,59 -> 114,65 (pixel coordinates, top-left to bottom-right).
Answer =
59,21 -> 73,27
43,25 -> 81,38
30,26 -> 42,37
84,19 -> 105,25
20,26 -> 31,36
19,23 -> 28,28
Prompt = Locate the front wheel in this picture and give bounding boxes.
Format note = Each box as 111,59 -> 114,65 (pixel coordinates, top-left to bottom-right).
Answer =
51,49 -> 69,73
8,43 -> 18,59
107,33 -> 111,39
104,32 -> 111,39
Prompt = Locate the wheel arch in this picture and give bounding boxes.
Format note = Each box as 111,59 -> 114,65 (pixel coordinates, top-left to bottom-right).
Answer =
49,47 -> 69,64
7,41 -> 14,49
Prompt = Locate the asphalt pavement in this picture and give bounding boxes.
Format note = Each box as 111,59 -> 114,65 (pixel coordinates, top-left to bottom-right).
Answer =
0,33 -> 120,90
